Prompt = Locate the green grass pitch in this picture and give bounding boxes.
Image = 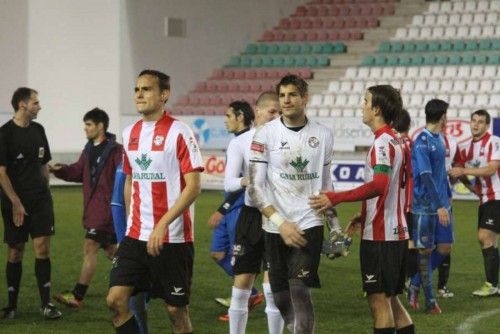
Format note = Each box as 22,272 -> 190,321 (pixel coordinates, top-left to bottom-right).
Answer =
0,187 -> 499,333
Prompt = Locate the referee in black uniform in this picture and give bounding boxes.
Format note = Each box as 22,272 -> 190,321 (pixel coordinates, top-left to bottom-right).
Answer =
0,87 -> 62,319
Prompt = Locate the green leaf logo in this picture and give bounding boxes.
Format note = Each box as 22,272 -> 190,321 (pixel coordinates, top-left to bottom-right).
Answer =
290,156 -> 309,173
135,154 -> 152,171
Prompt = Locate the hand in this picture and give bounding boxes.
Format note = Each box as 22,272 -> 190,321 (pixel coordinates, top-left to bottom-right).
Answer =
345,213 -> 363,237
207,211 -> 223,229
437,207 -> 449,226
278,221 -> 307,249
12,200 -> 27,227
449,167 -> 464,178
308,191 -> 334,213
48,163 -> 63,173
240,177 -> 249,187
147,223 -> 167,256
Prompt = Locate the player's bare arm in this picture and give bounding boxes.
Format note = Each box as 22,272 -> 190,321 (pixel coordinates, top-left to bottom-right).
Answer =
449,160 -> 500,178
147,171 -> 201,256
0,166 -> 27,226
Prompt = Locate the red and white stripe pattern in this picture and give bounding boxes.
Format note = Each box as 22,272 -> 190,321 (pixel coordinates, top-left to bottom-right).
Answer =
362,126 -> 408,241
122,112 -> 203,243
459,133 -> 500,204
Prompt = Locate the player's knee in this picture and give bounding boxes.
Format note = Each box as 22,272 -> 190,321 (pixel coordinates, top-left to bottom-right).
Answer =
106,292 -> 127,312
7,244 -> 24,262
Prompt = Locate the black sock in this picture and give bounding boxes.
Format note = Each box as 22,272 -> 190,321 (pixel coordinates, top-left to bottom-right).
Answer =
116,316 -> 140,334
482,247 -> 499,286
35,258 -> 51,307
72,283 -> 88,300
374,328 -> 395,334
438,254 -> 451,289
397,324 -> 415,334
407,249 -> 419,278
6,261 -> 22,308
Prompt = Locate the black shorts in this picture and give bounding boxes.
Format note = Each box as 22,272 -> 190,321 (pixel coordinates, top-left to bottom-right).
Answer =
265,225 -> 323,293
1,194 -> 55,244
85,228 -> 117,249
109,237 -> 194,306
360,239 -> 408,296
406,212 -> 413,240
233,205 -> 266,275
478,200 -> 500,233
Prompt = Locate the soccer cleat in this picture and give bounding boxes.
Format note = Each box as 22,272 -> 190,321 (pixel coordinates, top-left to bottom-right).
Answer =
437,286 -> 454,298
248,292 -> 264,311
41,303 -> 62,319
407,286 -> 420,310
426,302 -> 442,315
218,313 -> 229,322
53,291 -> 83,308
472,282 -> 499,297
214,297 -> 231,308
1,306 -> 16,319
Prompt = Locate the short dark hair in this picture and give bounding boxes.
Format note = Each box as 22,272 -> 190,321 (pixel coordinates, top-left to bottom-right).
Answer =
139,69 -> 170,91
471,109 -> 491,124
425,99 -> 448,123
393,109 -> 411,133
367,85 -> 402,125
229,100 -> 254,127
83,107 -> 109,131
11,87 -> 38,111
276,74 -> 308,97
256,91 -> 278,107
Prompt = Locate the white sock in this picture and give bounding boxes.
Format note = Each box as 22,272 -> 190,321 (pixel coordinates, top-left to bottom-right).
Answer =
229,286 -> 251,334
263,282 -> 284,334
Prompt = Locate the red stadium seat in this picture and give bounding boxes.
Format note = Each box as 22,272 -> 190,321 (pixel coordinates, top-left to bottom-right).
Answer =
312,17 -> 324,29
210,69 -> 224,80
222,69 -> 235,80
302,18 -> 313,29
227,82 -> 239,92
278,18 -> 290,29
233,70 -> 245,80
216,82 -> 227,93
290,18 -> 301,29
260,30 -> 275,42
294,6 -> 307,17
194,82 -> 207,92
206,81 -> 217,92
245,69 -> 257,80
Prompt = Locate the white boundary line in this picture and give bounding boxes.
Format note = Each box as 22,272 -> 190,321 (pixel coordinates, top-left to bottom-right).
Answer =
456,308 -> 500,334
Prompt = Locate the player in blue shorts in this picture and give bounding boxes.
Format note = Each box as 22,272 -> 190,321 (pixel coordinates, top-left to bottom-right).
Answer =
111,163 -> 148,334
408,99 -> 453,314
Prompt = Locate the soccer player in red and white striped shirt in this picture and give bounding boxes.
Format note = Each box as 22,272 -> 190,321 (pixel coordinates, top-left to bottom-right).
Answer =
310,86 -> 414,334
106,70 -> 203,334
450,109 -> 500,297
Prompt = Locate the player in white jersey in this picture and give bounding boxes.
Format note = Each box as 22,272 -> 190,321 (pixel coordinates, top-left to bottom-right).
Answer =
310,85 -> 414,334
450,109 -> 500,297
249,75 -> 334,333
107,70 -> 203,334
227,92 -> 284,334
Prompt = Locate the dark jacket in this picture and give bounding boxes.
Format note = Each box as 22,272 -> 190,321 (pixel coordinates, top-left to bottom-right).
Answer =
54,133 -> 122,234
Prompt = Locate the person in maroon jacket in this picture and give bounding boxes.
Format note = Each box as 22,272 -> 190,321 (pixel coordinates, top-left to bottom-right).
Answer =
50,107 -> 123,308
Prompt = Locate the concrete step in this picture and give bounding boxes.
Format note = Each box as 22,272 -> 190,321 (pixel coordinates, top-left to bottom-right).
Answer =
308,81 -> 330,94
379,15 -> 414,28
313,67 -> 349,80
395,2 -> 429,16
363,28 -> 398,41
344,42 -> 379,54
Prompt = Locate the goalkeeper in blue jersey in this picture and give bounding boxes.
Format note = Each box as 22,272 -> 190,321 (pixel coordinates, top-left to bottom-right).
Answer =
408,99 -> 453,314
111,163 -> 148,334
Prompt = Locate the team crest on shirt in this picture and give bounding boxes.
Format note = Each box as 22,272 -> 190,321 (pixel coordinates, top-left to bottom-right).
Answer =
38,147 -> 45,158
308,137 -> 319,148
153,135 -> 165,146
135,153 -> 152,171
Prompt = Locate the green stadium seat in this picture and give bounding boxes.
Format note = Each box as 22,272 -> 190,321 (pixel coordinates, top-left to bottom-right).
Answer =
289,44 -> 301,54
475,54 -> 487,64
452,41 -> 465,52
423,54 -> 436,65
262,56 -> 273,67
440,41 -> 453,52
257,44 -> 268,54
415,41 -> 428,52
317,55 -> 329,66
392,42 -> 403,53
374,54 -> 387,66
228,56 -> 240,67
334,42 -> 346,53
378,41 -> 391,53
362,55 -> 375,66
306,56 -> 318,67
403,42 -> 416,53
398,55 -> 411,66
492,40 -> 500,50
244,44 -> 258,54
479,39 -> 492,51
436,55 -> 449,65
312,43 -> 323,54
465,41 -> 478,51
410,55 -> 424,66
251,56 -> 263,67
284,56 -> 295,67
300,43 -> 313,54
267,44 -> 279,54
322,43 -> 335,54
462,53 -> 475,64
272,56 -> 285,67
386,55 -> 398,66
486,54 -> 500,64
240,56 -> 252,67
295,56 -> 307,67
448,54 -> 461,65
278,43 -> 290,54
428,41 -> 440,52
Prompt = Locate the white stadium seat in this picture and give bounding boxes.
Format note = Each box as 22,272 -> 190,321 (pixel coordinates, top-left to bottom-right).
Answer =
328,81 -> 340,93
